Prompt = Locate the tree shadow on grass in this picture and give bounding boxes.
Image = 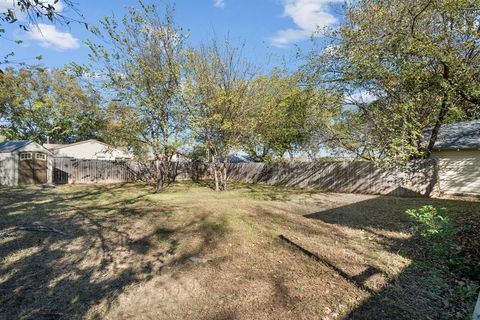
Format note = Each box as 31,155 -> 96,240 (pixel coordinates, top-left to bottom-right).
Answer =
304,196 -> 480,319
0,184 -> 230,319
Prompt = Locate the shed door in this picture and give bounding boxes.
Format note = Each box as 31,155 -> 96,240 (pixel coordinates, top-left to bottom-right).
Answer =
34,152 -> 48,184
18,152 -> 48,185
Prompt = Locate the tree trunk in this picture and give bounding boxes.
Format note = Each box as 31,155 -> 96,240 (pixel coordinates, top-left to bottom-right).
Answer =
155,158 -> 164,193
221,157 -> 228,191
426,63 -> 451,157
426,96 -> 450,156
212,157 -> 220,192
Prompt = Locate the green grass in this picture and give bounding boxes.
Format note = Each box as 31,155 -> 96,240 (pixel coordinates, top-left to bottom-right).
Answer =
0,182 -> 478,320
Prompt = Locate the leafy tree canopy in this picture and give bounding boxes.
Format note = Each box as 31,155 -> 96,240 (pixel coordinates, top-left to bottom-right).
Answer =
245,70 -> 342,161
0,66 -> 105,144
304,0 -> 480,162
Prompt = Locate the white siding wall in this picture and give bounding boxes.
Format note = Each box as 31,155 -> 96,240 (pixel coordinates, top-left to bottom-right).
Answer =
433,150 -> 480,195
0,153 -> 15,186
52,141 -> 132,160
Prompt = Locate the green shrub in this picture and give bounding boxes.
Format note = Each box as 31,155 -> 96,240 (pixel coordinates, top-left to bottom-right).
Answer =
406,205 -> 454,238
407,205 -> 480,317
406,205 -> 458,264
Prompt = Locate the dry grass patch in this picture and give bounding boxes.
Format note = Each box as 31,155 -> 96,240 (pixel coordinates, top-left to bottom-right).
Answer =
0,182 -> 478,319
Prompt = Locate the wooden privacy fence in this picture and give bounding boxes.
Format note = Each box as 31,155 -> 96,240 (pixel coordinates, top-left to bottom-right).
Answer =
53,158 -> 141,184
226,161 -> 438,197
52,158 -> 211,185
52,158 -> 438,196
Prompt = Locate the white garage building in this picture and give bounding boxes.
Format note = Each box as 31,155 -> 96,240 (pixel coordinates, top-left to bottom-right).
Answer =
44,139 -> 133,160
431,120 -> 480,196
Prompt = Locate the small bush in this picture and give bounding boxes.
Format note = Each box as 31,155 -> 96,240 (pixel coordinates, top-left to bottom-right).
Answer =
406,205 -> 461,265
406,205 -> 453,238
406,205 -> 480,317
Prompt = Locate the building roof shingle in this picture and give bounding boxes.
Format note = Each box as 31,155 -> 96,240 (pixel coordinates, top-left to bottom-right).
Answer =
427,120 -> 480,151
0,140 -> 31,153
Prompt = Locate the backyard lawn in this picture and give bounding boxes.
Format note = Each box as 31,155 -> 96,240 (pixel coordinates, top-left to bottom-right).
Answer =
0,182 -> 478,320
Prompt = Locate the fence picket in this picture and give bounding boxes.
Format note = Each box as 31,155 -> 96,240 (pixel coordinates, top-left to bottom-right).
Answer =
52,158 -> 437,196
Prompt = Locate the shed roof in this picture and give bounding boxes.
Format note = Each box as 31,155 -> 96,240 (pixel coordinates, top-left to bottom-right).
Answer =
0,140 -> 32,153
427,120 -> 480,151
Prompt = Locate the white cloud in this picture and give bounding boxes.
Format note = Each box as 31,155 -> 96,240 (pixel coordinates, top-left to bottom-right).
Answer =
322,44 -> 339,55
0,0 -> 12,10
270,0 -> 342,48
26,23 -> 80,50
1,0 -> 64,30
0,0 -> 17,10
345,91 -> 377,105
213,0 -> 225,8
0,0 -> 63,13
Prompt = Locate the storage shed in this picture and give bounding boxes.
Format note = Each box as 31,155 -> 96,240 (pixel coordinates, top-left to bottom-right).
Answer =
0,140 -> 53,186
429,120 -> 480,195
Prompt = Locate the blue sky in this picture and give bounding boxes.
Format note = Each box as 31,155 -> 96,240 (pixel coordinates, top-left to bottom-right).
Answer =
1,0 -> 344,72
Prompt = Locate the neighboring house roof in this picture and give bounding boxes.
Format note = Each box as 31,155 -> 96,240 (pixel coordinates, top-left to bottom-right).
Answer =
427,120 -> 480,151
43,143 -> 65,149
0,140 -> 31,153
226,154 -> 254,163
44,139 -> 115,150
43,139 -> 132,158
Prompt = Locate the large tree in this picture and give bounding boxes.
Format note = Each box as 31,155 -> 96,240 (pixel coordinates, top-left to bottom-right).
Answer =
101,100 -> 147,156
184,39 -> 257,191
305,0 -> 480,162
246,70 -> 341,161
86,1 -> 187,192
0,66 -> 105,143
